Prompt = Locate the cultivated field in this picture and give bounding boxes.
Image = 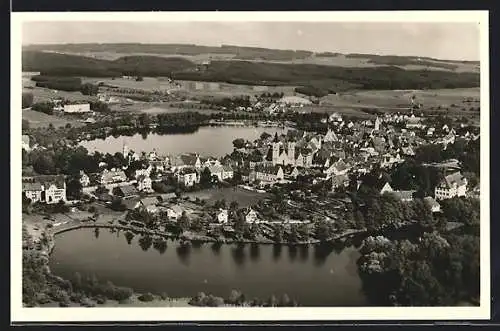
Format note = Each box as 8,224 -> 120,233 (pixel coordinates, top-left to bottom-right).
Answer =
83,77 -> 176,91
22,109 -> 86,129
185,187 -> 270,208
320,88 -> 480,111
23,86 -> 98,103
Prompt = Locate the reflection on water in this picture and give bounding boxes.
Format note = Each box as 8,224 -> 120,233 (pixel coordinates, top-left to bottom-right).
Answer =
50,229 -> 367,306
231,243 -> 246,267
80,126 -> 287,157
250,243 -> 260,262
272,244 -> 282,261
176,244 -> 191,266
210,242 -> 222,255
288,245 -> 298,262
299,245 -> 309,261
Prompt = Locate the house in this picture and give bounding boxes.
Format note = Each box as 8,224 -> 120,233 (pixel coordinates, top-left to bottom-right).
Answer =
170,153 -> 202,171
134,197 -> 159,214
406,116 -> 423,129
289,167 -> 300,179
380,153 -> 403,168
434,172 -> 468,200
137,175 -> 152,192
22,181 -> 43,203
217,209 -> 229,224
251,165 -> 284,184
221,165 -> 234,180
325,159 -> 350,177
114,185 -> 139,199
207,164 -> 234,182
22,175 -> 67,204
323,128 -> 338,143
167,205 -> 184,220
177,168 -> 198,187
424,196 -> 441,213
245,209 -> 260,224
135,165 -> 153,179
22,135 -> 30,151
390,190 -> 416,202
331,173 -> 350,191
79,171 -> 90,187
99,169 -> 127,185
63,103 -> 91,113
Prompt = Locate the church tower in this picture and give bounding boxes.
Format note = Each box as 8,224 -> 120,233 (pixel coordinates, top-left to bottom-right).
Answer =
272,132 -> 280,164
287,141 -> 296,165
374,116 -> 381,131
122,140 -> 129,157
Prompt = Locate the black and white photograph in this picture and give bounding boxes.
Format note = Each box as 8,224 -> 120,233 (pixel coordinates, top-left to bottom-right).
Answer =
11,11 -> 490,322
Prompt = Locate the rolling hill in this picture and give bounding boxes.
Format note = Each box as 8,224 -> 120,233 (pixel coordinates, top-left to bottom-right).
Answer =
22,48 -> 480,93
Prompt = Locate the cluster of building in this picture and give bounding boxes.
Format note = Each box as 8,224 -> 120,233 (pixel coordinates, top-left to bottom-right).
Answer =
22,108 -> 477,219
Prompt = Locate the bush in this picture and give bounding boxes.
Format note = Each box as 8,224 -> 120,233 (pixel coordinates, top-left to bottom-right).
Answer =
159,292 -> 169,300
138,292 -> 155,302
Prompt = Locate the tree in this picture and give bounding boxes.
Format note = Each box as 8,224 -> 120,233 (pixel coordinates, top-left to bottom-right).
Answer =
199,167 -> 212,188
232,138 -> 246,149
138,235 -> 153,251
136,76 -> 144,82
22,92 -> 34,108
80,83 -> 99,96
22,119 -> 30,130
124,231 -> 134,245
31,102 -> 54,115
178,212 -> 190,232
314,220 -> 332,242
229,201 -> 239,211
66,177 -> 83,200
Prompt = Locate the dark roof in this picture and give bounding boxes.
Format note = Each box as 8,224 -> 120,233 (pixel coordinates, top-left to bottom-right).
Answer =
441,172 -> 467,188
179,153 -> 199,166
23,175 -> 66,189
254,164 -> 282,174
178,167 -> 197,175
116,185 -> 138,197
22,182 -> 43,191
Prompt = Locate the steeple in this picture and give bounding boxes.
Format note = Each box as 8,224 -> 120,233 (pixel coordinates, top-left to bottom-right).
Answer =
272,132 -> 279,143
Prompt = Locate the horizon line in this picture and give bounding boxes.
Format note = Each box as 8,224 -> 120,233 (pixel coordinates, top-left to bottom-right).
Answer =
21,42 -> 480,63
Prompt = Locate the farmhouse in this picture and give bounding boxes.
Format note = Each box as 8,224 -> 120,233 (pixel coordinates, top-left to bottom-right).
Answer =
177,168 -> 198,187
22,135 -> 31,151
63,103 -> 91,113
434,172 -> 468,200
251,165 -> 284,184
22,175 -> 67,204
113,185 -> 139,199
99,169 -> 127,185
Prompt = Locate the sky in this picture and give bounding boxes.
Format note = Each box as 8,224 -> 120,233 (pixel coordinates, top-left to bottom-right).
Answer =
22,21 -> 480,61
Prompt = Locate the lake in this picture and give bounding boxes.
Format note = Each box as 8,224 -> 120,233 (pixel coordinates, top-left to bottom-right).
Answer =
49,229 -> 368,307
79,126 -> 286,157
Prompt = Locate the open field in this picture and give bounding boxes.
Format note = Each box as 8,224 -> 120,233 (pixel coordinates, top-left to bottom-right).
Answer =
185,187 -> 270,208
23,86 -> 98,103
83,76 -> 176,91
320,88 -> 480,111
22,109 -> 86,129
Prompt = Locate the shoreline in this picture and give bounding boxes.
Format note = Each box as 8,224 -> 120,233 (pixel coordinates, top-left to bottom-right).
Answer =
29,227 -> 195,308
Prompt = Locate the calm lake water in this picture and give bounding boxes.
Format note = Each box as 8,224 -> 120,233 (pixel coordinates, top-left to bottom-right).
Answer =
50,229 -> 368,307
79,126 -> 286,157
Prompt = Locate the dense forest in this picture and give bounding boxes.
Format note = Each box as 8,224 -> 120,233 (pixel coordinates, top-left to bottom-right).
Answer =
23,51 -> 480,92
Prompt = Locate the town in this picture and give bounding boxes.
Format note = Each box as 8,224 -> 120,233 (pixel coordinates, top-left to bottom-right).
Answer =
20,38 -> 481,309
